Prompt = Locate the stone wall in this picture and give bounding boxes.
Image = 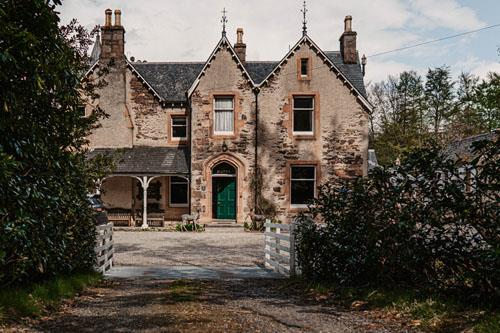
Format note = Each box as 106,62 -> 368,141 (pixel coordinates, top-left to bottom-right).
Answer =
126,71 -> 188,147
190,44 -> 256,223
258,41 -> 369,222
88,61 -> 134,148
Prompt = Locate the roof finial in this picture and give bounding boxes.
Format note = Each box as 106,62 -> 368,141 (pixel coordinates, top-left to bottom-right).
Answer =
301,0 -> 308,36
221,8 -> 228,37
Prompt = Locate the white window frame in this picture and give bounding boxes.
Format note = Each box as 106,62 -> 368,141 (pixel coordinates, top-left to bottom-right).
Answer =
213,96 -> 234,135
292,96 -> 314,136
290,165 -> 316,208
171,116 -> 188,140
169,176 -> 189,207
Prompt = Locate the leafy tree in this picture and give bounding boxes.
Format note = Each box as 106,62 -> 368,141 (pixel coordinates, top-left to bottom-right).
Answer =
0,0 -> 108,286
450,72 -> 484,138
369,71 -> 425,165
476,72 -> 500,131
424,66 -> 455,138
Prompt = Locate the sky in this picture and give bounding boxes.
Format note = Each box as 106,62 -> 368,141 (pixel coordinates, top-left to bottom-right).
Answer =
59,0 -> 500,84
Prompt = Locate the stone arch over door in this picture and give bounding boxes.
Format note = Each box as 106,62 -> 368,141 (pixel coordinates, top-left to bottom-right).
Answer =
201,153 -> 248,223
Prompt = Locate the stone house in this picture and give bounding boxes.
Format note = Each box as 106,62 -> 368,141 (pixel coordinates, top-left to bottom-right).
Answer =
86,9 -> 371,227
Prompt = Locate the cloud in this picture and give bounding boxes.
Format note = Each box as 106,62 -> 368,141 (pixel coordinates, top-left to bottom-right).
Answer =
454,56 -> 500,78
58,0 -> 492,84
409,0 -> 485,31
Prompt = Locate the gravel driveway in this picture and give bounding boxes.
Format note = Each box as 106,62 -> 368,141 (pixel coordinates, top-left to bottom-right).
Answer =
19,279 -> 417,333
113,229 -> 264,268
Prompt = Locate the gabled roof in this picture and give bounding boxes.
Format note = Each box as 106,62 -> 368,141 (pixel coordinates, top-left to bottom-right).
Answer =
187,36 -> 256,97
444,130 -> 499,162
88,146 -> 189,174
86,34 -> 369,106
257,35 -> 371,110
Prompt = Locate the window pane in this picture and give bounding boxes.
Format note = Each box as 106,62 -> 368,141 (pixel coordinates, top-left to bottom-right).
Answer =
171,176 -> 187,184
293,97 -> 313,109
172,117 -> 186,125
301,58 -> 308,76
293,110 -> 313,132
215,109 -> 233,132
171,182 -> 188,204
291,180 -> 315,205
215,97 -> 233,110
291,166 -> 315,179
172,126 -> 187,138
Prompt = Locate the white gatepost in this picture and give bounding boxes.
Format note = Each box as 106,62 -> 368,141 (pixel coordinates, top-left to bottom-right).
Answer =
264,218 -> 271,268
289,223 -> 296,276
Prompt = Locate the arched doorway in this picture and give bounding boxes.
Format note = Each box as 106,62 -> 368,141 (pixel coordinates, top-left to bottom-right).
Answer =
212,162 -> 237,220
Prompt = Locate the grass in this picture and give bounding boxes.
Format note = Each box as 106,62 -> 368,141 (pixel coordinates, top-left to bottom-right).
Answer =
0,271 -> 101,324
167,280 -> 202,302
284,279 -> 499,333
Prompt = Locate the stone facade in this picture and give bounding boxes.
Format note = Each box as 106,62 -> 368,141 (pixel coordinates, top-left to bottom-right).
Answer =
190,43 -> 257,223
86,9 -> 371,224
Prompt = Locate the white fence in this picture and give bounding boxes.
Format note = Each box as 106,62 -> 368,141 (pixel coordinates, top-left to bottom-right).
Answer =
95,223 -> 114,273
264,220 -> 298,277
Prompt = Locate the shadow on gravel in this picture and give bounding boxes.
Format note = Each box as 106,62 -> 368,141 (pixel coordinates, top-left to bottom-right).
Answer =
32,279 -> 416,332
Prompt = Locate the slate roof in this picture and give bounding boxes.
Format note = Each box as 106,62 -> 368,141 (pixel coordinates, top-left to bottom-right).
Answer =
88,146 -> 189,174
131,62 -> 204,102
443,130 -> 499,162
324,51 -> 367,98
245,61 -> 279,84
127,54 -> 366,101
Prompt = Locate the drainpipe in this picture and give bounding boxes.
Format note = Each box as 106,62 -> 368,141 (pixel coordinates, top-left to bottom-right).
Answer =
253,88 -> 259,213
187,93 -> 192,215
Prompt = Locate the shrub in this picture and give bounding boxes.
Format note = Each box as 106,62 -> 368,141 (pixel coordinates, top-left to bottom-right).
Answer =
295,138 -> 499,297
0,1 -> 109,286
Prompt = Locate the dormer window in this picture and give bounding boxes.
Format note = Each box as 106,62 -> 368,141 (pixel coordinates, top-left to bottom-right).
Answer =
300,58 -> 309,77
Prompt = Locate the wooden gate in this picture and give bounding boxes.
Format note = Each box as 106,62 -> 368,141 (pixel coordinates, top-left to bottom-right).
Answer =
264,220 -> 298,277
95,223 -> 114,273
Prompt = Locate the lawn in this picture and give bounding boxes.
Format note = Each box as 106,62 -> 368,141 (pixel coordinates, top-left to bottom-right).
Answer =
0,272 -> 101,324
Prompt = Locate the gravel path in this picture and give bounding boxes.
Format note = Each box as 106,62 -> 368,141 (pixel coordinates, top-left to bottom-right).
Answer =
3,231 -> 420,332
16,279 -> 417,333
113,229 -> 263,268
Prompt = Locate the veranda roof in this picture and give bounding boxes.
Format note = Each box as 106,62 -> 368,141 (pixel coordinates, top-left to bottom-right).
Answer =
88,146 -> 189,175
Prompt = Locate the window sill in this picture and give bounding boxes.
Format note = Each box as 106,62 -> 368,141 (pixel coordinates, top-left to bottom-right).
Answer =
292,132 -> 316,140
169,203 -> 189,208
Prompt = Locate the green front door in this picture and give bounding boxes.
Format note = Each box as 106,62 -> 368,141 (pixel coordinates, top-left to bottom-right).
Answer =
213,177 -> 236,219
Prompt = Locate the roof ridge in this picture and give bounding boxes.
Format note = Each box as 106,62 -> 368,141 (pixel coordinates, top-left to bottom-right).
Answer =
131,61 -> 205,65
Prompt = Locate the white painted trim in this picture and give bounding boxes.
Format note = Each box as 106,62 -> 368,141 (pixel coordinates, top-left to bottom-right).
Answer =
187,36 -> 256,98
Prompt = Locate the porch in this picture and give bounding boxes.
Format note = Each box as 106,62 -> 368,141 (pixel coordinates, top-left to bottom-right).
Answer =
89,147 -> 190,228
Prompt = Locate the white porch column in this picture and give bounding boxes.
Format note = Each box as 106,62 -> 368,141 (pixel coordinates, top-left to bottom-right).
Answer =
141,175 -> 149,229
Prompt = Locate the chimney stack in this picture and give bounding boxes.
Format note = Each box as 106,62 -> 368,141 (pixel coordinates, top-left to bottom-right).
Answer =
234,28 -> 246,63
339,15 -> 357,64
100,9 -> 125,60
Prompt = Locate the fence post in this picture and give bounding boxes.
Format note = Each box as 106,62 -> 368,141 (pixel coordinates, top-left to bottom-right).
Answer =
289,223 -> 296,276
264,219 -> 271,269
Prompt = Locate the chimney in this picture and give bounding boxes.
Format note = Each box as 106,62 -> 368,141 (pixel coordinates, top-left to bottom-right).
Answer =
100,9 -> 125,60
339,15 -> 357,64
234,28 -> 246,63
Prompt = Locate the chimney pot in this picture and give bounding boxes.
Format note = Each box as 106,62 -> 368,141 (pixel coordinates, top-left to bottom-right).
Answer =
104,9 -> 112,27
114,9 -> 122,26
344,15 -> 352,32
234,28 -> 246,63
236,28 -> 244,44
